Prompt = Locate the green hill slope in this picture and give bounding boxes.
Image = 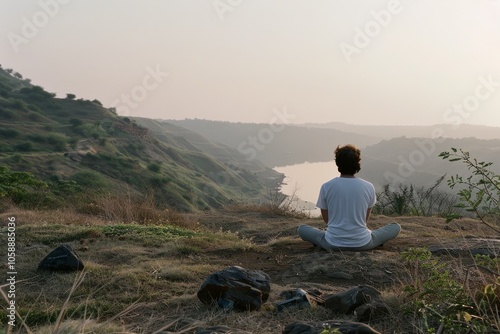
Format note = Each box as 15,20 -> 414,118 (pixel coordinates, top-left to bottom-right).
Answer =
0,67 -> 282,211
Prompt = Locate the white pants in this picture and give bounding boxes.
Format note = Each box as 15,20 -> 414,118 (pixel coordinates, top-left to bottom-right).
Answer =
297,223 -> 401,251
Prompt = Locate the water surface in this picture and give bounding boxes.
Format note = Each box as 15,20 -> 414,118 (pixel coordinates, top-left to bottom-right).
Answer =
274,160 -> 340,216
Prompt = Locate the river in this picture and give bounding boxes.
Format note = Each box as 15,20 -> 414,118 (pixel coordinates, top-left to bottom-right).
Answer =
274,160 -> 340,216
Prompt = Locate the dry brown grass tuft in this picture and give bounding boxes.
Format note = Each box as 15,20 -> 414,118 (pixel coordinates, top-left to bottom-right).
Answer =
225,203 -> 307,219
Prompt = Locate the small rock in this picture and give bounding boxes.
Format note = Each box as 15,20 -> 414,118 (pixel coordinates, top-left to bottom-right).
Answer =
37,244 -> 84,272
275,289 -> 313,312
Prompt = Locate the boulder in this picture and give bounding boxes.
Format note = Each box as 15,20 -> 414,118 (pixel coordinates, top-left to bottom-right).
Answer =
37,244 -> 84,272
197,266 -> 271,311
282,320 -> 381,334
323,285 -> 388,321
354,300 -> 389,322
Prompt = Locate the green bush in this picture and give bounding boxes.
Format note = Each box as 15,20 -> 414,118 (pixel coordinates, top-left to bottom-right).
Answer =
401,248 -> 486,333
46,133 -> 68,151
0,109 -> 16,119
19,85 -> 56,101
15,141 -> 34,152
69,170 -> 108,189
0,165 -> 47,198
69,118 -> 82,127
78,123 -> 106,139
10,99 -> 30,112
147,162 -> 161,173
27,111 -> 44,121
0,128 -> 20,138
27,134 -> 46,143
374,176 -> 457,217
440,148 -> 500,233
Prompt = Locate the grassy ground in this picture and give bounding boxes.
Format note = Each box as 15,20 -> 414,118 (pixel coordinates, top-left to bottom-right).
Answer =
1,206 -> 499,333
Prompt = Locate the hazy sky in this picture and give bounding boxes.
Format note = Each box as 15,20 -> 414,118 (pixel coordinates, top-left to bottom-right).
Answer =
1,0 -> 500,126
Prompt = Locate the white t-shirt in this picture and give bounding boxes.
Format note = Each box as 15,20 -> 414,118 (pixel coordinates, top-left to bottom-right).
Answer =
316,177 -> 377,247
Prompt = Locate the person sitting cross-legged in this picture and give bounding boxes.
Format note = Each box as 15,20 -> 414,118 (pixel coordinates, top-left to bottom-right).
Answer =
298,144 -> 401,251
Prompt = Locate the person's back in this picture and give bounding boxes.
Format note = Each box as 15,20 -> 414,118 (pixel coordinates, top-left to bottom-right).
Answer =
297,144 -> 401,251
320,177 -> 375,247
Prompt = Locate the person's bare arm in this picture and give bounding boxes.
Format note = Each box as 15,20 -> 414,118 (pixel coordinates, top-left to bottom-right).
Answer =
321,209 -> 328,224
366,207 -> 372,224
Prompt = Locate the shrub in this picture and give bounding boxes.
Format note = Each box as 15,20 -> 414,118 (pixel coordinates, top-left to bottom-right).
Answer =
15,141 -> 34,152
440,148 -> 500,233
27,111 -> 43,121
0,128 -> 20,138
0,165 -> 47,198
10,99 -> 30,111
69,170 -> 108,190
78,123 -> 106,139
401,248 -> 488,333
20,85 -> 56,101
373,176 -> 458,217
46,133 -> 68,151
147,162 -> 161,173
69,118 -> 82,127
0,109 -> 16,119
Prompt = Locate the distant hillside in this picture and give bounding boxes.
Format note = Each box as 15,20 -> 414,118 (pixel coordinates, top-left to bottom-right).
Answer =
166,119 -> 380,167
301,122 -> 500,141
165,119 -> 500,192
0,67 -> 282,211
359,136 -> 500,189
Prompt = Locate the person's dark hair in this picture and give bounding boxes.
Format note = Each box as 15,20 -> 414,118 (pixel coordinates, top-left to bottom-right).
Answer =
335,144 -> 361,175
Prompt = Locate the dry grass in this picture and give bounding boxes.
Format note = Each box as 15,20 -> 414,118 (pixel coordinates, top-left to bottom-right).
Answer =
225,203 -> 308,219
2,206 -> 500,333
0,193 -> 196,230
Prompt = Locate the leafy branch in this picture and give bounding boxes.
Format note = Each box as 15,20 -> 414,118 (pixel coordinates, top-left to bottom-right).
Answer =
439,148 -> 500,234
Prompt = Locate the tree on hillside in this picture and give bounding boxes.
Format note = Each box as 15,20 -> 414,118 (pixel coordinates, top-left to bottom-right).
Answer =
66,93 -> 76,100
20,86 -> 56,101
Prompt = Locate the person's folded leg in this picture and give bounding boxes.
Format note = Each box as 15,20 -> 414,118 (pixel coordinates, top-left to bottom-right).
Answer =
338,223 -> 401,251
371,223 -> 401,245
298,223 -> 401,251
297,224 -> 325,246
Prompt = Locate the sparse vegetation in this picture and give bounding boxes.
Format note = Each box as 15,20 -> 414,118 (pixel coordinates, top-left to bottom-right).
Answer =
374,176 -> 459,217
440,148 -> 500,234
0,67 -> 281,213
0,165 -> 47,199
